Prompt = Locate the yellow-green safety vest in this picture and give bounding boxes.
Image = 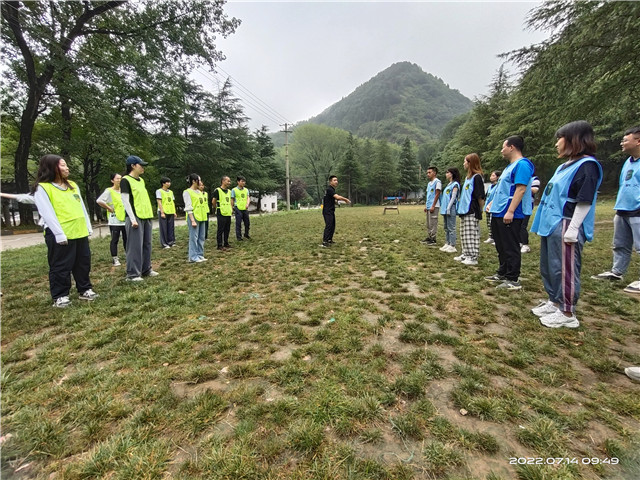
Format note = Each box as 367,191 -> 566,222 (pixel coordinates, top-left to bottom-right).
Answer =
185,188 -> 208,222
39,180 -> 89,239
203,191 -> 210,214
216,188 -> 232,216
109,187 -> 125,222
159,188 -> 176,215
232,186 -> 249,210
124,175 -> 153,219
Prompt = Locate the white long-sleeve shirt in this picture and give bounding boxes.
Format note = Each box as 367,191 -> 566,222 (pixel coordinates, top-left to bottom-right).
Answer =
33,184 -> 92,243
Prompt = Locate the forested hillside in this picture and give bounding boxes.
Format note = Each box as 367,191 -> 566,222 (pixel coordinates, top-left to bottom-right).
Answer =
308,62 -> 473,144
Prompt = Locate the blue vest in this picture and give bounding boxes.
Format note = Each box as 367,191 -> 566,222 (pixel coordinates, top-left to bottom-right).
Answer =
439,181 -> 459,216
426,179 -> 441,208
531,157 -> 602,241
486,183 -> 498,204
457,175 -> 479,215
489,158 -> 534,218
613,157 -> 640,212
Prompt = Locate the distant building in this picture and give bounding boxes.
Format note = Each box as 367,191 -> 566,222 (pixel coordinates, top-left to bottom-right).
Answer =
250,193 -> 278,213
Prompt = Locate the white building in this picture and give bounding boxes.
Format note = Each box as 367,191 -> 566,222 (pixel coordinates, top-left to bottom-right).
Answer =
250,193 -> 278,213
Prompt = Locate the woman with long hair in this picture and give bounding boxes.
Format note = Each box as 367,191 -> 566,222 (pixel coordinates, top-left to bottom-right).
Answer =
530,121 -> 603,328
439,167 -> 461,253
183,173 -> 208,262
455,153 -> 485,265
32,154 -> 97,307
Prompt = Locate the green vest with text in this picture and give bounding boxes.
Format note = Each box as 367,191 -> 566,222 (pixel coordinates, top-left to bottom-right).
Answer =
109,187 -> 126,222
216,188 -> 232,216
160,188 -> 176,215
185,188 -> 208,222
203,191 -> 210,214
232,186 -> 249,210
39,180 -> 88,239
124,175 -> 153,219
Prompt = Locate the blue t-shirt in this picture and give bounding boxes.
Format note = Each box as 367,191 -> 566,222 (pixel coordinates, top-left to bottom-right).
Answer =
491,158 -> 534,219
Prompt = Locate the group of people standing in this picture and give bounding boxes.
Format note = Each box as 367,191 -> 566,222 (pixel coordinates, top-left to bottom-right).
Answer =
420,122 -> 640,335
28,153 -> 252,308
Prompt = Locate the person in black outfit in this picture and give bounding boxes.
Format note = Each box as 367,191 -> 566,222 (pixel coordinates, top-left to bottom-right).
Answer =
321,175 -> 351,247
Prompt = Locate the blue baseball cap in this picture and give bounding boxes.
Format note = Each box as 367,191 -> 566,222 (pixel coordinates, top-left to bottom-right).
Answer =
126,155 -> 148,166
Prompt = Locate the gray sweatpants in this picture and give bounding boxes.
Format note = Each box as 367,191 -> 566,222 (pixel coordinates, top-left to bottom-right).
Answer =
125,217 -> 153,278
426,207 -> 439,241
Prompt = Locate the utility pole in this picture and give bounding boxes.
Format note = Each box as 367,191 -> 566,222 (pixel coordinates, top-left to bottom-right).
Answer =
281,123 -> 292,210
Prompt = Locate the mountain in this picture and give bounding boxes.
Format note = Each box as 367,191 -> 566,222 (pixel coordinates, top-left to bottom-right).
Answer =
307,62 -> 473,144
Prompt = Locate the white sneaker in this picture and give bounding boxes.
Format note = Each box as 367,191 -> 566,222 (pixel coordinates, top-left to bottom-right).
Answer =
461,258 -> 478,266
145,270 -> 159,277
531,300 -> 558,317
540,310 -> 579,328
591,271 -> 622,281
53,296 -> 71,308
453,255 -> 466,262
444,245 -> 457,253
112,257 -> 121,266
79,289 -> 99,301
483,238 -> 494,244
127,276 -> 144,282
439,244 -> 450,251
521,245 -> 531,253
623,281 -> 640,294
624,367 -> 640,381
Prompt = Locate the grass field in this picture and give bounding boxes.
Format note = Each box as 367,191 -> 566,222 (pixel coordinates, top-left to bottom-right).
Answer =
1,202 -> 639,479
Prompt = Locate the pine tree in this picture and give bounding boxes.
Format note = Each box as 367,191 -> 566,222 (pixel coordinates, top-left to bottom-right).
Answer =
398,137 -> 419,199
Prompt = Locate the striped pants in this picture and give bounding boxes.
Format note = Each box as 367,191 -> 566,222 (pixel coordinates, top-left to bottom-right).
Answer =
460,214 -> 480,261
540,219 -> 585,313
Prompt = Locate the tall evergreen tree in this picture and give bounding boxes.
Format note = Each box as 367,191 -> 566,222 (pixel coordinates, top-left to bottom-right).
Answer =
337,132 -> 361,204
398,137 -> 419,198
370,140 -> 398,204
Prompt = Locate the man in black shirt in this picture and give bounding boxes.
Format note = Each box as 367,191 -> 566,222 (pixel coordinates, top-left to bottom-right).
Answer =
321,175 -> 351,247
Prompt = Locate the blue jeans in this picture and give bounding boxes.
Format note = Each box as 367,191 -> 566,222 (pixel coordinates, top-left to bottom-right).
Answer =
539,219 -> 585,313
443,214 -> 456,246
611,214 -> 640,277
188,220 -> 206,261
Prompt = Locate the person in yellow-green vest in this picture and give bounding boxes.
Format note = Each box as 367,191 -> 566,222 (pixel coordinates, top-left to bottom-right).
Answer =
32,154 -> 98,308
97,173 -> 127,266
212,175 -> 232,251
231,176 -> 251,241
120,155 -> 158,281
199,180 -> 210,240
184,173 -> 208,263
156,176 -> 176,249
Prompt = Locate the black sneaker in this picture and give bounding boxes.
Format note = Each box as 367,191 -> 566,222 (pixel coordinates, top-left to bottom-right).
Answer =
244,234 -> 251,239
237,237 -> 243,241
320,242 -> 330,248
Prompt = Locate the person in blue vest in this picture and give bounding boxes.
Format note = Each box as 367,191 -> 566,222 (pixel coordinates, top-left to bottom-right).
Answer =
486,136 -> 534,290
455,153 -> 485,265
120,155 -> 158,281
439,167 -> 460,253
422,166 -> 441,245
232,176 -> 251,241
483,170 -> 501,245
591,126 -> 640,295
530,121 -> 603,328
32,154 -> 98,308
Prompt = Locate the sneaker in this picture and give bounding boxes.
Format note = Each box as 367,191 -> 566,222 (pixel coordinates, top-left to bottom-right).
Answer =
591,271 -> 622,281
531,300 -> 558,317
78,289 -> 99,301
496,280 -> 522,291
624,367 -> 640,382
485,274 -> 506,282
623,281 -> 640,294
444,245 -> 457,253
145,270 -> 159,277
127,276 -> 144,282
521,245 -> 531,253
539,310 -> 579,328
53,296 -> 71,308
461,258 -> 478,266
320,242 -> 330,248
439,244 -> 449,251
112,257 -> 121,266
237,237 -> 243,241
244,235 -> 251,239
484,238 -> 495,244
163,245 -> 171,249
192,258 -> 205,263
453,254 -> 466,262
224,244 -> 232,248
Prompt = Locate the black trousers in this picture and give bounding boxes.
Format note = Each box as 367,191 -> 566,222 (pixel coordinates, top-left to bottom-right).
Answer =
216,214 -> 231,247
235,209 -> 250,238
45,229 -> 92,300
109,225 -> 127,257
520,215 -> 531,246
323,211 -> 336,243
491,216 -> 523,281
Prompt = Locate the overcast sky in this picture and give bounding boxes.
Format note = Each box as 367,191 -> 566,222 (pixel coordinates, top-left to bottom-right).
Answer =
195,1 -> 550,132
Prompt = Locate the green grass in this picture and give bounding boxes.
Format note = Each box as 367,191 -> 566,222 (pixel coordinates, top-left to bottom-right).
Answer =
1,202 -> 639,479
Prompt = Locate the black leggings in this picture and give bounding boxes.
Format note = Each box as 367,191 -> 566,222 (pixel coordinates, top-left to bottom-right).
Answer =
110,226 -> 127,257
